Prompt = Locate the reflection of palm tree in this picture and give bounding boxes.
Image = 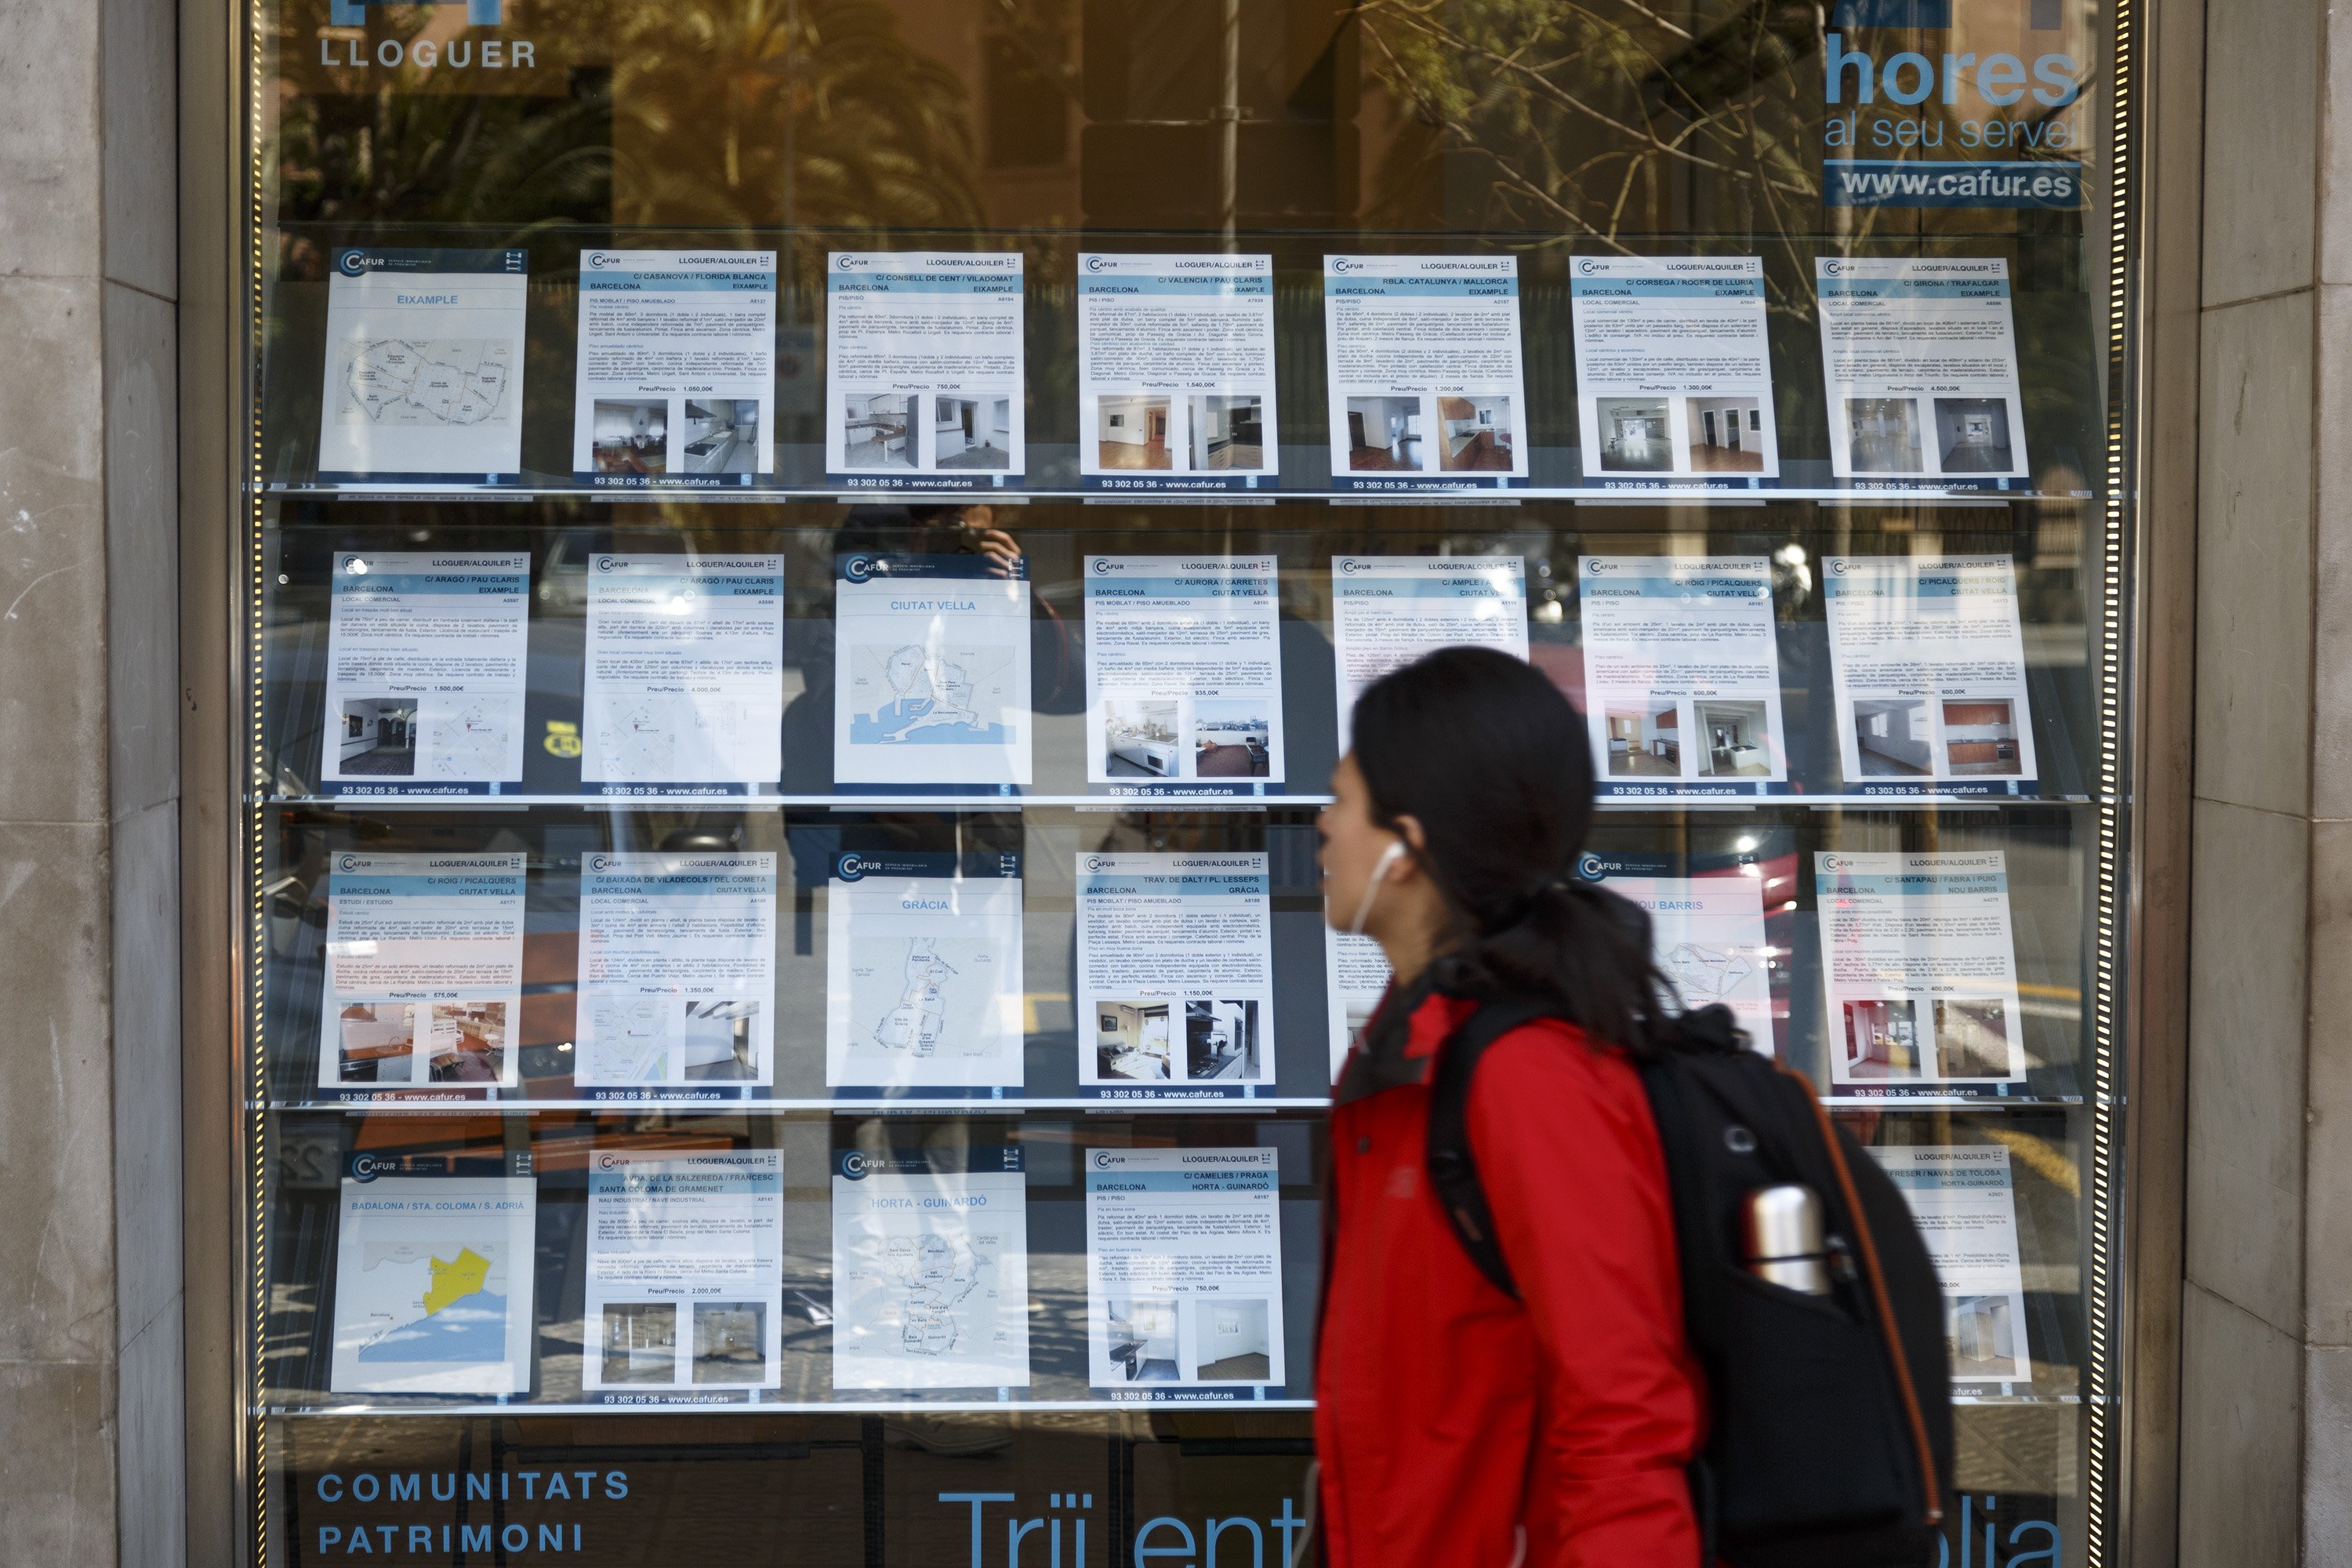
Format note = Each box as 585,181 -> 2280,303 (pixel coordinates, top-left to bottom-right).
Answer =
612,0 -> 983,248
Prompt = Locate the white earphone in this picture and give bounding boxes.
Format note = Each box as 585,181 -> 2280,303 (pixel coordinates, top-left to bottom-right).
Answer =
1345,839 -> 1408,936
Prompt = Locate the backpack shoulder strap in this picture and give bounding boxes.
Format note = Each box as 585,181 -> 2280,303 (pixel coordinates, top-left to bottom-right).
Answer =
1425,999 -> 1555,1299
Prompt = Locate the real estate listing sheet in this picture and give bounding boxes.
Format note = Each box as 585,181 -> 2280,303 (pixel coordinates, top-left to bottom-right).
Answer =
583,1149 -> 785,1396
1823,554 -> 2038,797
582,554 -> 785,794
1329,555 -> 1530,745
1324,931 -> 1391,1076
321,551 -> 530,796
1578,849 -> 1775,1049
573,851 -> 779,1098
1816,851 -> 2027,1090
826,850 -> 1024,1091
1085,1148 -> 1287,1398
1578,554 -> 1790,799
1322,255 -> 1530,491
1870,1145 -> 2032,1384
329,1174 -> 537,1396
1076,852 -> 1274,1098
832,554 -> 1033,789
1817,257 -> 2029,486
1078,253 -> 1278,492
1570,256 -> 1780,488
316,248 -> 528,485
826,251 -> 1024,488
1084,555 -> 1284,795
318,852 -> 526,1100
830,1146 -> 1030,1391
571,249 -> 777,488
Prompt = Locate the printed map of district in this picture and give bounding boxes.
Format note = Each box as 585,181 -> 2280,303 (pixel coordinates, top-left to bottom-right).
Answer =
847,642 -> 1018,746
344,1237 -> 511,1364
834,1207 -> 1025,1385
337,338 -> 517,427
844,935 -> 1007,1064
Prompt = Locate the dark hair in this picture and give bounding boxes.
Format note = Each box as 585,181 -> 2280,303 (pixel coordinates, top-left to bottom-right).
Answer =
1350,644 -> 1669,1053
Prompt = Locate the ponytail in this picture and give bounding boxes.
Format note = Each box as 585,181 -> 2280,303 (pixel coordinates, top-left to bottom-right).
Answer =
1351,647 -> 1671,1055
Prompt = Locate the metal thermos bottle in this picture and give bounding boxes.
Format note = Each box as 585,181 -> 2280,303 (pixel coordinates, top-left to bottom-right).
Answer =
1740,1184 -> 1831,1295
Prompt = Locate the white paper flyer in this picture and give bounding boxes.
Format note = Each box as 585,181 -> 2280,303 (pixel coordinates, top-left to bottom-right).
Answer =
1570,256 -> 1780,488
584,1149 -> 784,1395
1870,1145 -> 2031,1383
1322,255 -> 1530,491
1323,931 -> 1391,1078
833,553 -> 1034,789
318,852 -> 526,1100
321,551 -> 531,797
1817,256 -> 2029,487
1823,554 -> 2038,797
826,849 -> 1025,1092
1086,1148 -> 1286,1399
831,1145 -> 1030,1391
316,247 -> 528,485
1578,555 -> 1790,800
1577,849 -> 1775,1050
581,554 -> 786,795
571,249 -> 775,488
1329,555 -> 1529,746
1076,853 -> 1273,1098
826,251 -> 1023,489
1816,851 -> 2026,1090
573,851 -> 778,1098
1084,556 -> 1284,796
1079,252 -> 1278,492
329,1173 -> 536,1395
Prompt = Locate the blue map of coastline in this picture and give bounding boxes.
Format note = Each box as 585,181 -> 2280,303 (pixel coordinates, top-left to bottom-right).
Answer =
851,699 -> 1010,746
356,1290 -> 509,1363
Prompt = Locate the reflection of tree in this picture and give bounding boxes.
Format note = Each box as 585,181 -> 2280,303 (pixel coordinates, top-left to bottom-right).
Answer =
612,0 -> 984,249
1357,0 -> 1823,281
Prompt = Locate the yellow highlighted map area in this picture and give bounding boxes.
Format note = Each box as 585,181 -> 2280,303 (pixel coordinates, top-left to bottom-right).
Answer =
422,1247 -> 492,1316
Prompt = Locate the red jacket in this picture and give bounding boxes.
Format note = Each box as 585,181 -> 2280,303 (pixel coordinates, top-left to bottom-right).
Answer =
1316,988 -> 1706,1567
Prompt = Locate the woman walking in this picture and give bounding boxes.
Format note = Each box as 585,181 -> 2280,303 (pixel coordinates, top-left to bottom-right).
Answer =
1313,646 -> 1706,1566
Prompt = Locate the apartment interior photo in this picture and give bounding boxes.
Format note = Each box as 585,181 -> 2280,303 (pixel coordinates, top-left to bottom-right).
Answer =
1191,1298 -> 1272,1382
691,1302 -> 767,1382
681,999 -> 758,1080
1185,999 -> 1260,1080
1105,1298 -> 1180,1382
1604,702 -> 1681,776
1851,698 -> 1933,776
1843,997 -> 1922,1078
1436,395 -> 1513,471
1595,397 -> 1671,472
1942,699 -> 2021,775
1097,1000 -> 1173,1080
1097,394 -> 1171,470
680,399 -> 760,476
1932,998 -> 2010,1079
427,1000 -> 506,1083
1693,699 -> 1772,776
336,1001 -> 414,1083
1686,396 -> 1765,473
603,1302 -> 679,1385
1190,394 -> 1265,470
936,395 -> 1011,470
841,393 -> 913,469
1192,700 -> 1272,777
1103,696 -> 1181,777
1846,397 -> 1923,473
339,697 -> 419,776
1948,1294 -> 2017,1374
1933,397 -> 2015,474
1345,395 -> 1422,470
591,397 -> 668,475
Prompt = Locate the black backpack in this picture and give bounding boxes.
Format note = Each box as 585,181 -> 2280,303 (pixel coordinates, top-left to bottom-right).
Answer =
1425,1000 -> 1955,1568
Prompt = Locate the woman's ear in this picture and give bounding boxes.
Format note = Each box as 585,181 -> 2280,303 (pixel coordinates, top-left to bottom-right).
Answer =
1391,814 -> 1430,871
